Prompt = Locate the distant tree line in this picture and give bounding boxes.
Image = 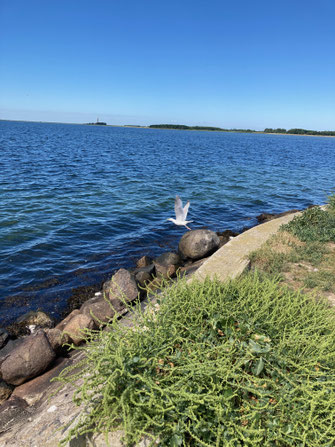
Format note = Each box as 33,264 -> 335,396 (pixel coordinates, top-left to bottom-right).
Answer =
149,124 -> 255,132
264,128 -> 335,136
149,124 -> 335,136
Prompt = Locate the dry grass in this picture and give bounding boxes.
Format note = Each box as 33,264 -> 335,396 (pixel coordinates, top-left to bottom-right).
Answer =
249,230 -> 335,306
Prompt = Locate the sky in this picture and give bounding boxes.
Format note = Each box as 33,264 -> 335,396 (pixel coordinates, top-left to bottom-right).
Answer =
0,0 -> 335,130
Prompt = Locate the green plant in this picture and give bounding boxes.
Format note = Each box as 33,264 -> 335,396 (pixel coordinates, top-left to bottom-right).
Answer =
303,270 -> 335,292
56,274 -> 335,446
282,199 -> 335,243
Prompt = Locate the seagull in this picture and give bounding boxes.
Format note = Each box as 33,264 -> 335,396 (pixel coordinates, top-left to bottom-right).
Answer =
167,195 -> 193,230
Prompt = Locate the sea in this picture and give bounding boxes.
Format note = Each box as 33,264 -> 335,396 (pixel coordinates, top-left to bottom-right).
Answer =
1,120 -> 334,326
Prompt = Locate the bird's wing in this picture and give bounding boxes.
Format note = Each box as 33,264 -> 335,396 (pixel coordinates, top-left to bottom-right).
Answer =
174,195 -> 184,221
183,201 -> 190,220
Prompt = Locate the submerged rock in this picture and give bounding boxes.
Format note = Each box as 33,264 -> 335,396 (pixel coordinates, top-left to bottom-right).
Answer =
179,229 -> 220,260
256,209 -> 300,224
6,311 -> 54,338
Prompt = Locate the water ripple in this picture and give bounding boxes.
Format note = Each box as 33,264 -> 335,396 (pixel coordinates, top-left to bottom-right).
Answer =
1,121 -> 335,325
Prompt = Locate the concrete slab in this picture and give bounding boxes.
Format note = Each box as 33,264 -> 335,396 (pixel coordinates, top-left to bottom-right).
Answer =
192,212 -> 300,282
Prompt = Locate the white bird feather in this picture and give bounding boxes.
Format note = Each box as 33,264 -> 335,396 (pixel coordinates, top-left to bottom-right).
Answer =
167,195 -> 193,230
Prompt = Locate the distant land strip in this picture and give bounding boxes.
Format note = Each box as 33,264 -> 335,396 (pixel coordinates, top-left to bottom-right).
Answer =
149,124 -> 335,136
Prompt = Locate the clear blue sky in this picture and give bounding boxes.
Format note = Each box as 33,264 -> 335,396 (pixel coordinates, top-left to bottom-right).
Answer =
1,0 -> 334,130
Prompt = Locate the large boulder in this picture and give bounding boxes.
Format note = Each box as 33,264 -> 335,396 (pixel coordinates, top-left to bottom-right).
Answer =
62,313 -> 95,345
80,296 -> 115,327
103,269 -> 139,311
0,331 -> 56,386
179,229 -> 220,260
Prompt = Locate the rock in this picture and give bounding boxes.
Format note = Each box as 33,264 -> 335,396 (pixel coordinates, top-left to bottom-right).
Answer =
44,328 -> 69,352
136,255 -> 153,268
134,263 -> 155,276
80,296 -> 115,327
16,311 -> 53,328
12,356 -> 71,406
55,309 -> 81,332
0,328 -> 9,349
1,331 -> 56,386
179,229 -> 220,260
154,252 -> 180,279
154,252 -> 181,266
103,269 -> 139,311
135,270 -> 152,287
0,395 -> 29,433
7,311 -> 54,338
145,277 -> 164,292
62,313 -> 95,345
155,263 -> 177,279
256,209 -> 300,224
179,258 -> 207,276
0,338 -> 25,369
217,229 -> 239,247
0,380 -> 13,404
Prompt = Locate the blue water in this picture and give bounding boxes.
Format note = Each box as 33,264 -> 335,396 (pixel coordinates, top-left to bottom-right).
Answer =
1,120 -> 334,326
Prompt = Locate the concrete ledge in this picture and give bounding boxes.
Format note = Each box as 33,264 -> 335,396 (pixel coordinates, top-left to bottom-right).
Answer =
192,212 -> 301,282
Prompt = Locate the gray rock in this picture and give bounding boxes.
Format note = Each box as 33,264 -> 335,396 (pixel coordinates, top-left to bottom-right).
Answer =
0,338 -> 25,369
136,255 -> 153,268
134,263 -> 155,276
55,309 -> 81,332
103,269 -> 139,311
62,314 -> 95,345
179,229 -> 220,260
0,328 -> 9,349
80,296 -> 115,327
154,252 -> 180,266
153,252 -> 180,278
0,395 -> 29,433
1,331 -> 56,386
154,263 -> 177,279
135,270 -> 152,287
44,328 -> 69,352
12,356 -> 71,406
0,380 -> 14,404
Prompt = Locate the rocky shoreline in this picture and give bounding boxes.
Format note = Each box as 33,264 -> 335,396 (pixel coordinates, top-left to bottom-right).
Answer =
0,209 -> 299,415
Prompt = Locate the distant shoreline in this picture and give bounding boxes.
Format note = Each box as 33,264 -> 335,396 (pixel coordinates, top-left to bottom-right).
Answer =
1,119 -> 335,138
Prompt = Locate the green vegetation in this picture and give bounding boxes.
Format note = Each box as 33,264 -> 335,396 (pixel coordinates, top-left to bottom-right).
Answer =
282,205 -> 335,243
264,128 -> 335,136
149,124 -> 255,132
250,194 -> 335,295
57,273 -> 335,446
149,124 -> 335,136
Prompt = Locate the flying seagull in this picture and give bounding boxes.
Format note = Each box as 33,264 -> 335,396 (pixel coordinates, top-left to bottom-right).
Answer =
167,195 -> 193,230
